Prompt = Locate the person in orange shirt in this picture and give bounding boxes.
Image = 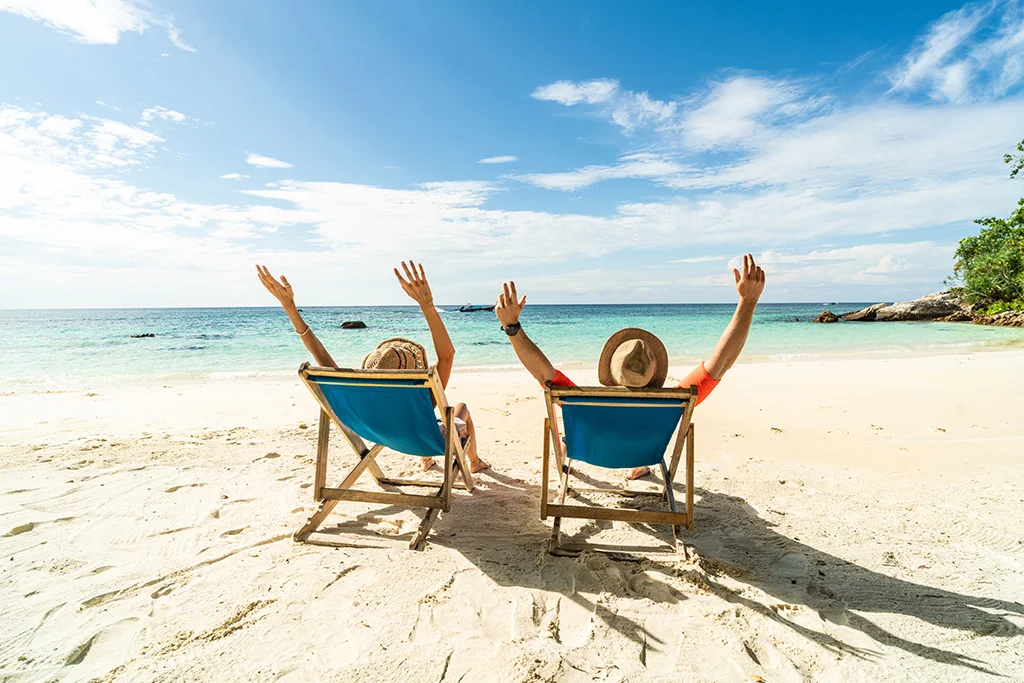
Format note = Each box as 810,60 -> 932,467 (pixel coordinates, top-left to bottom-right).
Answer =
494,254 -> 766,480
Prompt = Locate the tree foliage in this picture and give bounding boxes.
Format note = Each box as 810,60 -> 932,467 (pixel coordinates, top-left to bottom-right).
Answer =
953,197 -> 1024,311
1005,138 -> 1024,179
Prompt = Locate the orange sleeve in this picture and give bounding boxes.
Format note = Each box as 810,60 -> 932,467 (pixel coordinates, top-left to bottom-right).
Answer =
676,362 -> 719,406
549,370 -> 576,387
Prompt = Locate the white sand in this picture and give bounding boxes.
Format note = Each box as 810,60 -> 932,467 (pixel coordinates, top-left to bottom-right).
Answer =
1,351 -> 1023,681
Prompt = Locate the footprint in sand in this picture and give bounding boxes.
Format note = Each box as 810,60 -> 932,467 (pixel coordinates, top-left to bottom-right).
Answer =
220,527 -> 247,537
253,452 -> 281,462
4,522 -> 37,536
150,585 -> 174,599
164,483 -> 205,493
64,619 -> 140,666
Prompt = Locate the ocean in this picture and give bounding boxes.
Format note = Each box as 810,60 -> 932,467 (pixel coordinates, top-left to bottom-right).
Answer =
3,304 -> 1023,390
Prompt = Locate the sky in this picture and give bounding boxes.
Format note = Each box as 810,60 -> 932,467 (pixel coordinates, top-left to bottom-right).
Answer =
1,0 -> 1023,308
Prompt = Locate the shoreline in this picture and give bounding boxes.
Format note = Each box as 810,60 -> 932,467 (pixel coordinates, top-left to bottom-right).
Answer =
3,339 -> 1024,394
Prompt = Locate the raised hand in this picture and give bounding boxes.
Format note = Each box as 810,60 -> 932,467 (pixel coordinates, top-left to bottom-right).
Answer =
732,254 -> 766,303
256,264 -> 296,309
495,281 -> 526,327
394,261 -> 434,308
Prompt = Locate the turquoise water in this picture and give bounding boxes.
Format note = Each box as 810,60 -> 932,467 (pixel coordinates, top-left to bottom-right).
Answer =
2,304 -> 1023,389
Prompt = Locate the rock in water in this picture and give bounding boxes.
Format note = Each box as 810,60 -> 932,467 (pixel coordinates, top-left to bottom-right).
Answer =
874,291 -> 961,321
130,333 -> 156,338
813,311 -> 839,323
841,303 -> 887,322
340,321 -> 367,329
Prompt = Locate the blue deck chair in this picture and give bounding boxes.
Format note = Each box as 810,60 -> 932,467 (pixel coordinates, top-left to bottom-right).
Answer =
294,363 -> 475,550
541,383 -> 697,555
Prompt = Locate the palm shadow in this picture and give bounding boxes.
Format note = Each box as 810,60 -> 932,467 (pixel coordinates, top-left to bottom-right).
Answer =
304,473 -> 680,653
667,487 -> 1023,675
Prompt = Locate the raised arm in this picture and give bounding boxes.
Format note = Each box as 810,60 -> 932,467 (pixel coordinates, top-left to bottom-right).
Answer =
495,281 -> 557,385
395,262 -> 456,388
256,265 -> 338,368
705,254 -> 766,380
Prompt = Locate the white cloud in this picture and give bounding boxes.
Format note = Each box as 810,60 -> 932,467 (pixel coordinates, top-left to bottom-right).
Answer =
0,0 -> 194,50
531,79 -> 619,106
531,78 -> 677,134
678,77 -> 821,149
753,242 -> 954,286
478,155 -> 518,164
167,23 -> 194,52
246,153 -> 293,169
890,4 -> 988,93
889,1 -> 1024,101
95,99 -> 121,112
140,105 -> 192,125
519,153 -> 689,191
0,101 -> 1002,307
670,255 -> 731,264
220,173 -> 249,180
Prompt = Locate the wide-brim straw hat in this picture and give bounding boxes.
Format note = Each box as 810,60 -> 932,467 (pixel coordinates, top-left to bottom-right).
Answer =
597,328 -> 669,388
362,337 -> 428,370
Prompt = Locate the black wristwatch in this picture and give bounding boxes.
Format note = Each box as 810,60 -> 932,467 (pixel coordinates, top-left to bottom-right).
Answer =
502,322 -> 522,337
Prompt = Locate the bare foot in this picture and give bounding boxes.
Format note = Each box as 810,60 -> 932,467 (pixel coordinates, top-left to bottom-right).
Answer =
469,459 -> 491,473
626,466 -> 651,480
420,458 -> 438,472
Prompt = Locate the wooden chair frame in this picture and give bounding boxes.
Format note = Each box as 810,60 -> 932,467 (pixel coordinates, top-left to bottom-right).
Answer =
293,362 -> 475,550
540,384 -> 696,556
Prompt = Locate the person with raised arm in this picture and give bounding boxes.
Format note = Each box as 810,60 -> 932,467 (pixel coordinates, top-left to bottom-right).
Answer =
493,253 -> 766,480
256,262 -> 489,474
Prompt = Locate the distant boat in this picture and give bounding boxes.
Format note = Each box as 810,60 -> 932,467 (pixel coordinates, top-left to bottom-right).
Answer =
458,303 -> 495,312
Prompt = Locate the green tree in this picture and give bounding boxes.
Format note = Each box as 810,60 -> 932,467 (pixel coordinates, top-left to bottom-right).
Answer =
1006,138 -> 1024,179
953,198 -> 1024,312
952,139 -> 1024,313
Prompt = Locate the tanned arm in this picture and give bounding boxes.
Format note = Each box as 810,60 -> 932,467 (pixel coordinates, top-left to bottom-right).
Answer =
256,265 -> 338,368
395,261 -> 457,389
494,280 -> 557,384
704,254 -> 766,380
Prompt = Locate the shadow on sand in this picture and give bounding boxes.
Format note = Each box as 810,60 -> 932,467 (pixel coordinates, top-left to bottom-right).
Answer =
304,471 -> 1023,676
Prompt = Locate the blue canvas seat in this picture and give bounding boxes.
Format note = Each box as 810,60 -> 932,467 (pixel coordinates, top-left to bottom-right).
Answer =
293,363 -> 475,550
541,384 -> 697,556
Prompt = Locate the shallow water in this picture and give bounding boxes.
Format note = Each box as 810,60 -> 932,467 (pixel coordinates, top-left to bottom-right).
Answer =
2,304 -> 1023,389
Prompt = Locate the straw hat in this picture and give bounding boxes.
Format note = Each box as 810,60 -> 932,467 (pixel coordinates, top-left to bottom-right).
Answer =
597,328 -> 668,388
362,337 -> 428,370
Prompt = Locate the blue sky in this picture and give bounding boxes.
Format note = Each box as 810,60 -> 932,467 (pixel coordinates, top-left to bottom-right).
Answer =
1,0 -> 1022,307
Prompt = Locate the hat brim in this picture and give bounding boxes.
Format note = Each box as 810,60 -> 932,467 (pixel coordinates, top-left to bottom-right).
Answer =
597,328 -> 668,388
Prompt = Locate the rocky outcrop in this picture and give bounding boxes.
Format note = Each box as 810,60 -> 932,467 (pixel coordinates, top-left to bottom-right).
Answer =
841,303 -> 887,322
974,310 -> 1024,327
340,321 -> 367,329
813,311 -> 839,323
839,290 -> 1023,327
873,291 -> 963,322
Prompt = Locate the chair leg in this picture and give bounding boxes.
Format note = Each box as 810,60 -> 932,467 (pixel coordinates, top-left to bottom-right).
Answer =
541,419 -> 550,519
686,423 -> 695,530
547,458 -> 573,555
294,499 -> 340,541
410,507 -> 441,551
454,436 -> 475,492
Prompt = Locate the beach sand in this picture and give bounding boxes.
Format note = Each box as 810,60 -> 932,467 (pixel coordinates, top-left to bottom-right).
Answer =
1,351 -> 1023,681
